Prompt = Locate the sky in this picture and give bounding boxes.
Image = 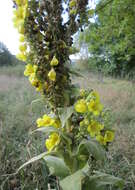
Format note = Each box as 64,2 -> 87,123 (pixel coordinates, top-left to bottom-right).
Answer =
0,0 -> 95,56
0,0 -> 20,55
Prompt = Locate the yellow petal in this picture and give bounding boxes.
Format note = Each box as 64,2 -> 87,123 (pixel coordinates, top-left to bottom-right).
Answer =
19,44 -> 27,52
19,35 -> 25,42
75,99 -> 87,113
50,56 -> 59,66
48,68 -> 56,81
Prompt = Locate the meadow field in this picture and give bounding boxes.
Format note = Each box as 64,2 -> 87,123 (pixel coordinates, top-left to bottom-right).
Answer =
0,65 -> 135,189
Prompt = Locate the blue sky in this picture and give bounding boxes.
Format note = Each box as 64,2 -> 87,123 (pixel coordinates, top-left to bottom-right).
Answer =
0,0 -> 95,55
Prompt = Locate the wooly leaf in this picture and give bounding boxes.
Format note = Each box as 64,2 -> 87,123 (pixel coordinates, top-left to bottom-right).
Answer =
43,155 -> 70,179
77,139 -> 106,161
58,106 -> 74,128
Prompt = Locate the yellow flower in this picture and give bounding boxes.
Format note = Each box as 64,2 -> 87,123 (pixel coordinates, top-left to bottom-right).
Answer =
36,83 -> 43,92
15,0 -> 27,6
87,120 -> 102,137
15,0 -> 28,9
42,115 -> 54,126
98,124 -> 104,130
87,99 -> 103,116
45,139 -> 52,151
12,17 -> 19,28
36,115 -> 54,127
48,68 -> 56,81
14,18 -> 23,29
91,91 -> 100,102
36,118 -> 45,127
13,9 -> 18,17
14,8 -> 26,23
69,0 -> 77,8
15,0 -> 22,5
19,35 -> 25,42
24,64 -> 34,76
45,133 -> 60,151
22,0 -> 28,6
17,7 -> 25,19
16,53 -> 26,61
75,99 -> 87,113
29,73 -> 38,86
12,1 -> 28,30
18,23 -> 25,34
96,130 -> 114,145
70,9 -> 77,15
50,56 -> 59,66
36,115 -> 61,128
19,44 -> 27,52
96,135 -> 106,145
104,131 -> 114,143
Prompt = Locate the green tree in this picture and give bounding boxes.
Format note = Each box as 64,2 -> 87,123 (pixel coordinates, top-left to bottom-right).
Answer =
0,41 -> 22,66
0,42 -> 12,66
79,0 -> 135,77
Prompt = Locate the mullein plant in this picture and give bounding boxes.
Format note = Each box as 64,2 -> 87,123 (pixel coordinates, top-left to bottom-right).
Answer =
12,0 -> 123,189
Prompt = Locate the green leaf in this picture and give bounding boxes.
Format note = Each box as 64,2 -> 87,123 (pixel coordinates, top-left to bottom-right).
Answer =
88,9 -> 95,17
60,165 -> 89,190
31,98 -> 42,106
94,171 -> 124,188
30,98 -> 43,111
86,171 -> 124,190
17,151 -> 51,173
43,156 -> 70,178
71,86 -> 80,97
58,106 -> 74,127
61,133 -> 72,145
78,139 -> 106,161
83,180 -> 104,190
31,126 -> 59,134
60,164 -> 124,190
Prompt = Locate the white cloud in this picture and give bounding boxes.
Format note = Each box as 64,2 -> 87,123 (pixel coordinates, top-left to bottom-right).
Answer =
0,0 -> 19,55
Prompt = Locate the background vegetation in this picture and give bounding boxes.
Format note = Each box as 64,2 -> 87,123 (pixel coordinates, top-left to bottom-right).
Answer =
0,41 -> 23,66
77,0 -> 135,78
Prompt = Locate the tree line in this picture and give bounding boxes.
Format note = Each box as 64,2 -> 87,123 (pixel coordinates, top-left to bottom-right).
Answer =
0,41 -> 22,66
78,0 -> 135,78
